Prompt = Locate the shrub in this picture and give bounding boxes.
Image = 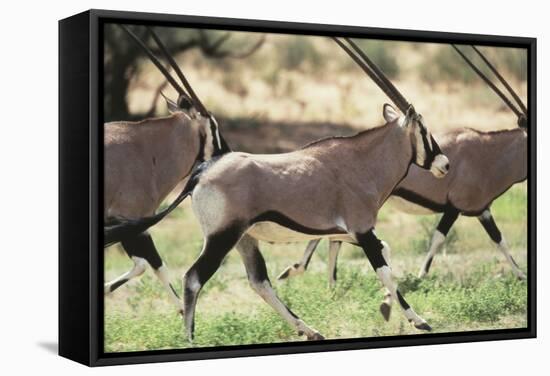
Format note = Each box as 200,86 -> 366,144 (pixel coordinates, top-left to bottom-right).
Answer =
340,39 -> 400,79
279,36 -> 324,72
420,45 -> 527,85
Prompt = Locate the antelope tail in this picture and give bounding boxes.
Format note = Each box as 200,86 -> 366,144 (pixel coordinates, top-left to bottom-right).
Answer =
103,159 -> 215,248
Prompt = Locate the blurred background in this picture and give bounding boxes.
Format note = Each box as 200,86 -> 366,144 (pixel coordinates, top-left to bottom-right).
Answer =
103,24 -> 528,352
104,24 -> 527,153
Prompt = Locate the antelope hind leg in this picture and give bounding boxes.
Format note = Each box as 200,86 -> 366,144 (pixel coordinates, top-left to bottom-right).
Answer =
418,209 -> 459,278
277,238 -> 321,280
104,255 -> 147,294
238,235 -> 324,341
108,233 -> 183,314
183,224 -> 243,342
104,233 -> 158,294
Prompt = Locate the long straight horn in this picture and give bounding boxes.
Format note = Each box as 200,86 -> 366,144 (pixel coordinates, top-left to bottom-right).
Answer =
471,45 -> 527,115
146,26 -> 210,116
451,44 -> 523,118
344,37 -> 411,113
118,25 -> 188,100
332,38 -> 407,113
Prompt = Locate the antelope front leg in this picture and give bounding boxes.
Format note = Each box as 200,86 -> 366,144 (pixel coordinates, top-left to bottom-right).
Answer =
327,241 -> 342,288
478,209 -> 526,280
238,235 -> 324,341
116,232 -> 183,314
154,264 -> 184,315
418,209 -> 459,278
277,238 -> 321,280
104,256 -> 147,294
379,241 -> 393,321
358,229 -> 431,331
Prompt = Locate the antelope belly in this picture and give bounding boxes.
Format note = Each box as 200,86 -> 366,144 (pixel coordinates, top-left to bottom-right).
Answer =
246,221 -> 353,243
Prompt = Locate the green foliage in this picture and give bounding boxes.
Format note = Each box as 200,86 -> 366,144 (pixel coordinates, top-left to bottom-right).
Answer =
421,46 -> 477,84
341,40 -> 400,79
104,265 -> 527,352
424,274 -> 526,322
420,45 -> 527,85
491,184 -> 527,223
279,37 -> 323,72
494,48 -> 528,82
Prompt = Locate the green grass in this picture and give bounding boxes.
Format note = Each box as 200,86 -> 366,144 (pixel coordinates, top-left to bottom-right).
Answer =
104,183 -> 528,352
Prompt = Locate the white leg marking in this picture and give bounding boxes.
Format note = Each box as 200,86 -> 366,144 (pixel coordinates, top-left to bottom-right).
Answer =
497,237 -> 527,280
154,264 -> 183,311
104,256 -> 147,294
380,241 -> 393,314
277,239 -> 320,280
418,230 -> 446,278
250,279 -> 323,339
376,265 -> 427,327
479,209 -> 492,221
237,237 -> 323,340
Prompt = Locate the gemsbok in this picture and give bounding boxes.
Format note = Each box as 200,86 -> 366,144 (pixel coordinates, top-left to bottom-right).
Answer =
278,44 -> 528,292
103,25 -> 229,313
111,37 -> 451,341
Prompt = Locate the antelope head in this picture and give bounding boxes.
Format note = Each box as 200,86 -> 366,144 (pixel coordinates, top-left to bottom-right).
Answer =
382,104 -> 449,177
335,37 -> 449,178
121,25 -> 229,158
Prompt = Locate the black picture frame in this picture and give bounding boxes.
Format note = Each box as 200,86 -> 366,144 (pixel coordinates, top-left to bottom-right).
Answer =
59,8 -> 537,367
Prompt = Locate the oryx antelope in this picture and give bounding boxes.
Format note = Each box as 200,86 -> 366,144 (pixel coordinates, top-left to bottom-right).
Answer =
278,44 -> 528,290
150,37 -> 449,341
103,25 -> 229,312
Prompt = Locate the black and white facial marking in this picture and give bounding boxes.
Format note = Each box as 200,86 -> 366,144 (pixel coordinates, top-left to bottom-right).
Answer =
409,113 -> 449,178
201,114 -> 230,160
382,104 -> 449,178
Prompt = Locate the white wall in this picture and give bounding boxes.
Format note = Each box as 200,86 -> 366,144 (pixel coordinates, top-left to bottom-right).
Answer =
0,0 -> 546,374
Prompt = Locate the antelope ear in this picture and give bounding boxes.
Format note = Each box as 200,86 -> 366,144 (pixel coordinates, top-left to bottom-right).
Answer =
383,103 -> 400,123
161,92 -> 180,114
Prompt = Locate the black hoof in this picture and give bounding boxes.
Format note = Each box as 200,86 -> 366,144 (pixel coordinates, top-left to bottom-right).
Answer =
379,302 -> 392,321
307,332 -> 325,341
415,322 -> 432,331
